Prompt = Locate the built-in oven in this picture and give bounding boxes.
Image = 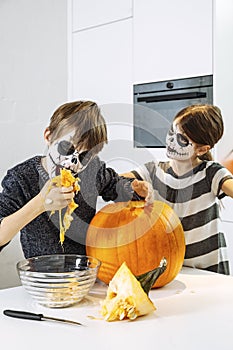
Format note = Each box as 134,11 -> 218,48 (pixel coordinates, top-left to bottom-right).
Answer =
133,75 -> 213,148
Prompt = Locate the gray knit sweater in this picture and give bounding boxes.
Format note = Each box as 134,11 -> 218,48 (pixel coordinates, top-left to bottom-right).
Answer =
0,156 -> 137,258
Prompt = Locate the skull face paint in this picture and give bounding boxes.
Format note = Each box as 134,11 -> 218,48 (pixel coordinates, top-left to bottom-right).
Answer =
45,130 -> 93,178
166,123 -> 195,160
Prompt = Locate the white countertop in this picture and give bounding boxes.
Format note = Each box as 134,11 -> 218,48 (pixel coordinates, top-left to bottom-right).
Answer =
1,267 -> 233,350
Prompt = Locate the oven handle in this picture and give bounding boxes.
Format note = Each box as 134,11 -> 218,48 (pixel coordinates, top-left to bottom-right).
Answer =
137,91 -> 207,103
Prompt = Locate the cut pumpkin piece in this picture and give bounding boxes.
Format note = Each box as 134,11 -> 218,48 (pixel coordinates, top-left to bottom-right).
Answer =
101,262 -> 156,321
49,168 -> 80,245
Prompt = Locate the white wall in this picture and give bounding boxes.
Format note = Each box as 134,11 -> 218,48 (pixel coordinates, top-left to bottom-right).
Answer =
0,0 -> 68,289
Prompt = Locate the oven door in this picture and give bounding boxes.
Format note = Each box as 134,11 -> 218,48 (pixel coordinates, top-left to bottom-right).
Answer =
133,80 -> 213,148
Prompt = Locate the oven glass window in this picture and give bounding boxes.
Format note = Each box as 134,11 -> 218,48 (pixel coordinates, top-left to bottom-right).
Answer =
133,75 -> 213,148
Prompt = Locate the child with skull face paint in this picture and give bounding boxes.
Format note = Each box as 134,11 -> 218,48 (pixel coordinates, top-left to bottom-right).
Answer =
0,101 -> 151,258
122,104 -> 233,275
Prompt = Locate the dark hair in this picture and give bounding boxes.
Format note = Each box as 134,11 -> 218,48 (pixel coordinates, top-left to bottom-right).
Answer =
48,101 -> 108,155
174,104 -> 224,161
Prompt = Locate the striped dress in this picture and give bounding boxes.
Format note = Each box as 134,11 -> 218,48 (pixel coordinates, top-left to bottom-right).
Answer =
132,160 -> 233,275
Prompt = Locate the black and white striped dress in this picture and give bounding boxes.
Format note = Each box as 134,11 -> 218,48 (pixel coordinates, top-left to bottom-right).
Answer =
132,161 -> 233,275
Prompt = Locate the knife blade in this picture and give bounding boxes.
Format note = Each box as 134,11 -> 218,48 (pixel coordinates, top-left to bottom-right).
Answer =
3,309 -> 84,326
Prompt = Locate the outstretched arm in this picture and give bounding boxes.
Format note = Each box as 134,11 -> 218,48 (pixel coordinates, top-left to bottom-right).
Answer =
221,178 -> 233,198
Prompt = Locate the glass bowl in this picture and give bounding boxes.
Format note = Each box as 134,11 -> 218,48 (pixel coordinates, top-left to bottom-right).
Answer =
17,254 -> 101,308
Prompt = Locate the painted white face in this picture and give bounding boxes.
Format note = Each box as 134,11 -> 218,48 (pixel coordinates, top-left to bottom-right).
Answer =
166,122 -> 195,160
45,130 -> 94,178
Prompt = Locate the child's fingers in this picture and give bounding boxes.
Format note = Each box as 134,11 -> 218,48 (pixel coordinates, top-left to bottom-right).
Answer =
132,179 -> 148,196
61,186 -> 74,193
132,179 -> 144,189
131,180 -> 154,205
145,183 -> 154,205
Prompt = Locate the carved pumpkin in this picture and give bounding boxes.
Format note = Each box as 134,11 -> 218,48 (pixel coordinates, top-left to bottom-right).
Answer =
86,201 -> 185,288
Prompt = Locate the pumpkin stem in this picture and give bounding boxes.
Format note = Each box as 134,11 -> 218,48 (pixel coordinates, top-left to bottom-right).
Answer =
136,258 -> 167,295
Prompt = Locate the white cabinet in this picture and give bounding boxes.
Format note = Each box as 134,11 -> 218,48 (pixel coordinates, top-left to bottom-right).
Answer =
68,1 -> 137,184
70,18 -> 133,105
214,0 -> 233,161
133,0 -> 213,84
69,0 -> 214,102
72,0 -> 132,31
69,0 -> 133,105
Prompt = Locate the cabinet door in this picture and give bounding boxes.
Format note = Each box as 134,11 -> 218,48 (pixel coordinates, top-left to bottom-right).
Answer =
71,18 -> 133,105
72,0 -> 132,31
214,0 -> 233,161
133,0 -> 213,84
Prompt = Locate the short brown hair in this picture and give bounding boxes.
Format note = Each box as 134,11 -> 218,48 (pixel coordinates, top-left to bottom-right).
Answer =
48,101 -> 108,154
174,104 -> 224,161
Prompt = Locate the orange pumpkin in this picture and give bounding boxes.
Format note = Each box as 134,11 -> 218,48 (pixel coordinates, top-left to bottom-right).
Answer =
86,201 -> 185,288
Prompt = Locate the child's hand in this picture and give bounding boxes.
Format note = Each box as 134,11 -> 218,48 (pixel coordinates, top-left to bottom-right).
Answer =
40,180 -> 75,212
131,179 -> 154,205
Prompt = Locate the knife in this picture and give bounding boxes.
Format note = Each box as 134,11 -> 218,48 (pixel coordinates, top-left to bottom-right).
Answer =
3,309 -> 84,326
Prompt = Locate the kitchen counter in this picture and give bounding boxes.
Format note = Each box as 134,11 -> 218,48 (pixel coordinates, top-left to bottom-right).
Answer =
1,267 -> 233,350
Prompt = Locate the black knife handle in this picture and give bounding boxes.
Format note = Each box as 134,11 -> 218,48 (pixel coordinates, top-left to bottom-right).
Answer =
3,309 -> 43,321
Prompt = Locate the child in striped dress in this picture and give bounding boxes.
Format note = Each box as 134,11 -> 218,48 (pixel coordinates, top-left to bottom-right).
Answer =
123,104 -> 233,275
